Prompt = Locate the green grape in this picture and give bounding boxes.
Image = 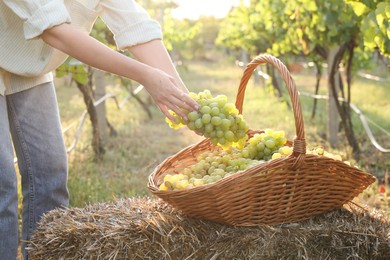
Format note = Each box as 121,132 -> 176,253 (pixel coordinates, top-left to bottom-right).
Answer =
221,119 -> 231,130
249,137 -> 258,146
216,94 -> 227,102
263,147 -> 272,156
194,173 -> 203,179
272,153 -> 282,160
236,130 -> 246,139
276,136 -> 287,146
211,107 -> 220,116
214,154 -> 222,164
225,166 -> 234,172
200,106 -> 211,114
218,113 -> 226,120
224,130 -> 235,141
183,168 -> 192,177
230,124 -> 238,132
209,102 -> 218,108
218,137 -> 227,145
188,111 -> 199,121
194,118 -> 203,129
205,124 -> 213,133
222,155 -> 230,163
241,148 -> 249,158
211,116 -> 222,126
224,103 -> 238,114
214,168 -> 225,177
188,122 -> 196,130
202,114 -> 211,124
256,142 -> 265,151
208,166 -> 216,174
193,178 -> 204,187
265,139 -> 276,149
215,130 -> 222,138
211,161 -> 219,168
279,146 -> 293,156
218,163 -> 226,170
212,175 -> 223,182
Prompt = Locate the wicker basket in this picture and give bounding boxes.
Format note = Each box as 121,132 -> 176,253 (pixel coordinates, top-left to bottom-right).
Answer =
148,54 -> 376,226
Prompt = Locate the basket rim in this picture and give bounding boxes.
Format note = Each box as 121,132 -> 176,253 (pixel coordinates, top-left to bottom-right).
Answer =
148,128 -> 376,192
148,152 -> 376,203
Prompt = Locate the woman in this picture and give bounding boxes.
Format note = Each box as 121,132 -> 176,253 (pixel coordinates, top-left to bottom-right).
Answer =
0,0 -> 198,259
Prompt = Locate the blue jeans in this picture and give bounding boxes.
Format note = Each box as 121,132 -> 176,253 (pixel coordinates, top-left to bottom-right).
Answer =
0,82 -> 69,260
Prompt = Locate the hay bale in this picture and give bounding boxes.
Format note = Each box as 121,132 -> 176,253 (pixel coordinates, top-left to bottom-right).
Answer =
28,197 -> 390,260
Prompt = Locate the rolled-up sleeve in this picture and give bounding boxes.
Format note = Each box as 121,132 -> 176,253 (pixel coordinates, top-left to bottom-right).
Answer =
99,0 -> 162,50
3,0 -> 71,40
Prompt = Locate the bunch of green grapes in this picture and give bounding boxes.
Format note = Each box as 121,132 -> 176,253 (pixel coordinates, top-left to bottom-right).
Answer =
158,173 -> 189,191
306,146 -> 357,166
272,145 -> 356,167
271,146 -> 293,159
159,129 -> 289,191
159,147 -> 262,191
166,90 -> 249,149
306,146 -> 342,160
241,129 -> 288,161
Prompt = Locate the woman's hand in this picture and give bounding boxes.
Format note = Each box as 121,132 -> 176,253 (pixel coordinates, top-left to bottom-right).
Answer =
127,39 -> 199,121
141,67 -> 198,121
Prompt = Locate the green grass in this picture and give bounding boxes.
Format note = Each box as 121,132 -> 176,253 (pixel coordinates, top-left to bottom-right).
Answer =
52,59 -> 389,215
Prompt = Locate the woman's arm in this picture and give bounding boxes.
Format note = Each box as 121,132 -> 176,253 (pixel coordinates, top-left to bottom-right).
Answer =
41,23 -> 198,120
127,40 -> 186,92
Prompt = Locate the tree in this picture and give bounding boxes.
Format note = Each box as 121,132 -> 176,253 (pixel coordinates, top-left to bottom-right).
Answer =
137,0 -> 202,62
216,2 -> 284,96
347,0 -> 390,57
218,0 -> 389,158
162,14 -> 200,62
191,16 -> 222,60
56,59 -> 106,157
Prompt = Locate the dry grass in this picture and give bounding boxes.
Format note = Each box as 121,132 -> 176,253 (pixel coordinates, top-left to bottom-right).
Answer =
28,197 -> 390,260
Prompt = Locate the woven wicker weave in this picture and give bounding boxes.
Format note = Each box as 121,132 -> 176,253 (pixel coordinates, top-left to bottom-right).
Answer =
148,54 -> 376,226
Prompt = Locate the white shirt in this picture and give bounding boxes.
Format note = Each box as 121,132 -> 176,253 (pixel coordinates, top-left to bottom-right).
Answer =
0,0 -> 162,95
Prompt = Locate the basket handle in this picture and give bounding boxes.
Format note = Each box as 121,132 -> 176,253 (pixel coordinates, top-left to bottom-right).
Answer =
235,54 -> 306,169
